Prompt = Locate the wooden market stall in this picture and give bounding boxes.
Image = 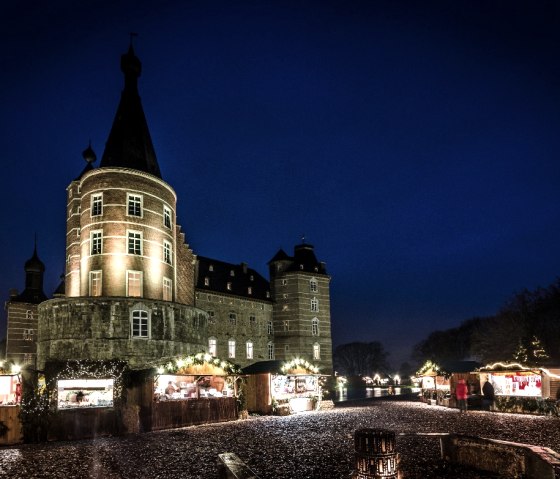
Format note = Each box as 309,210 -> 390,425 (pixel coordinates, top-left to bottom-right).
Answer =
0,365 -> 23,445
148,353 -> 239,431
243,359 -> 324,415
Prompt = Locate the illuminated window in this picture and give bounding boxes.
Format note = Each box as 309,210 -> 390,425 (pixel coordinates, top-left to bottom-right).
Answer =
229,312 -> 237,324
127,271 -> 142,297
313,343 -> 321,360
310,278 -> 318,292
312,318 -> 319,336
311,297 -> 319,312
299,264 -> 304,270
246,341 -> 253,359
163,277 -> 172,301
91,193 -> 103,216
128,231 -> 142,255
228,339 -> 236,359
204,277 -> 210,286
163,240 -> 172,264
131,310 -> 149,338
250,275 -> 254,281
209,337 -> 217,356
128,194 -> 142,217
91,230 -> 102,255
267,342 -> 274,360
163,205 -> 172,229
209,265 -> 214,272
266,291 -> 270,298
247,287 -> 252,295
282,279 -> 287,286
267,321 -> 273,335
227,282 -> 232,291
89,270 -> 102,297
230,270 -> 235,277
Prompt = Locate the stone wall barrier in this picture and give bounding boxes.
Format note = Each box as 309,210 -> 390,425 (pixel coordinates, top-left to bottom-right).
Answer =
440,434 -> 560,479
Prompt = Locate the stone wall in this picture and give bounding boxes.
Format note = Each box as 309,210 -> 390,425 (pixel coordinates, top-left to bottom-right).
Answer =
5,301 -> 38,366
195,290 -> 272,368
37,297 -> 207,369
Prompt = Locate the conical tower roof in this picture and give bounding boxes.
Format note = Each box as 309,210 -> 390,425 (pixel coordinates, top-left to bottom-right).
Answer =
100,44 -> 162,178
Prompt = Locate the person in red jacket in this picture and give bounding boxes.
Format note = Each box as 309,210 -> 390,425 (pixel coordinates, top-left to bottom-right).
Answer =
455,379 -> 468,413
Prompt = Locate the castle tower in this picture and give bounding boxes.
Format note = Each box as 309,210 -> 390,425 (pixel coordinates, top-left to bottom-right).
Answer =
5,243 -> 47,365
37,45 -> 204,369
269,242 -> 333,373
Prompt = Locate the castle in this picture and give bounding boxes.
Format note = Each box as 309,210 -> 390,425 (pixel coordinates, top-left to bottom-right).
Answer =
4,45 -> 333,374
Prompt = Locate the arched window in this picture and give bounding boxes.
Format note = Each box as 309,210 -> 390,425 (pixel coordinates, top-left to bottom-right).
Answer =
309,278 -> 318,293
131,307 -> 150,338
311,297 -> 319,312
313,343 -> 321,360
312,318 -> 319,336
267,342 -> 275,360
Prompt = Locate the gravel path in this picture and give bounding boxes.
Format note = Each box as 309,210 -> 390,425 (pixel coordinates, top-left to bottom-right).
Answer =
0,399 -> 559,478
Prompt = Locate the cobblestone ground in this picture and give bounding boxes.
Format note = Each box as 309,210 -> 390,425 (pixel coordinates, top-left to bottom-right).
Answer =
1,398 -> 559,478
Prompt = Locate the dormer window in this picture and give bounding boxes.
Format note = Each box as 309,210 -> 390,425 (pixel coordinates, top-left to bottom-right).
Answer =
247,287 -> 252,295
266,291 -> 270,298
250,275 -> 254,281
230,270 -> 235,277
227,282 -> 232,291
204,277 -> 210,286
299,264 -> 304,270
209,265 -> 214,272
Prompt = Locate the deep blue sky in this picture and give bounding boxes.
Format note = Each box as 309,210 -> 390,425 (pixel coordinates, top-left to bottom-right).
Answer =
1,1 -> 559,368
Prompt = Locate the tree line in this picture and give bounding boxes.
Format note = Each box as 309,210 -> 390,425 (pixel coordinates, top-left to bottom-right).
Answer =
412,278 -> 560,367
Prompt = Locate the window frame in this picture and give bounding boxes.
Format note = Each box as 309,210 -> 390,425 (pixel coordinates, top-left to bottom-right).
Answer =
127,193 -> 143,217
209,337 -> 217,356
313,343 -> 321,360
91,193 -> 103,217
311,297 -> 319,312
312,317 -> 319,336
126,270 -> 143,297
228,339 -> 236,359
91,230 -> 103,255
163,205 -> 172,229
127,230 -> 143,255
163,240 -> 172,265
246,341 -> 253,359
131,309 -> 149,339
163,277 -> 172,301
89,270 -> 102,297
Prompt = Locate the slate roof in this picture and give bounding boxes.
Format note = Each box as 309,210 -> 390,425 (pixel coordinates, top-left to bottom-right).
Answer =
196,256 -> 271,301
11,247 -> 47,304
269,243 -> 327,274
99,45 -> 162,178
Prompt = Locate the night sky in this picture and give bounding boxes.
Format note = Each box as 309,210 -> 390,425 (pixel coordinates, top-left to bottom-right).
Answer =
2,1 -> 560,368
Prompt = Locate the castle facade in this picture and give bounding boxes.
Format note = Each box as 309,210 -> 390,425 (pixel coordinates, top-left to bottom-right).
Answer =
5,45 -> 333,374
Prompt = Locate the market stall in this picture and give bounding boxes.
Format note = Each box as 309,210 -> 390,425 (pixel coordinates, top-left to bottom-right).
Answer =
479,362 -> 560,415
243,359 -> 323,414
150,353 -> 240,430
0,362 -> 23,445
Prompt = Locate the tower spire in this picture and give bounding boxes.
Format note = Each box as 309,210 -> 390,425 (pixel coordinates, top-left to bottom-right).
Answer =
100,41 -> 162,178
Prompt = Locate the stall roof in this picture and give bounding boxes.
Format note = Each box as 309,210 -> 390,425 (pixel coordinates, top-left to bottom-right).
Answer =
242,361 -> 284,375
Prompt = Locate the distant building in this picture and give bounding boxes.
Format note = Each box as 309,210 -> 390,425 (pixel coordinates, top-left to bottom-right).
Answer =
5,44 -> 333,374
4,245 -> 47,366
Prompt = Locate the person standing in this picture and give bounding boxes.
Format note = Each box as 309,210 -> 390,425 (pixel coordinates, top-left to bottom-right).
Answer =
455,379 -> 468,413
482,378 -> 495,411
